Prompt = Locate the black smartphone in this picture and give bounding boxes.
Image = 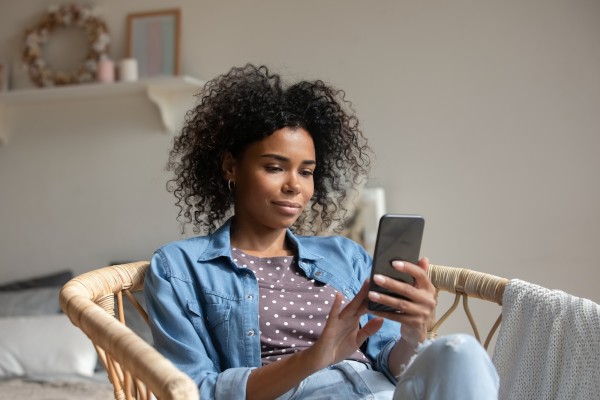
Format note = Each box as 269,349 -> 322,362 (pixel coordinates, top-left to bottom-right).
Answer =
368,214 -> 425,312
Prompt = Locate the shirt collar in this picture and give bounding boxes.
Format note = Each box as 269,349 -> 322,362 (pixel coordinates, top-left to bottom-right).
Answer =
197,218 -> 323,263
197,219 -> 233,262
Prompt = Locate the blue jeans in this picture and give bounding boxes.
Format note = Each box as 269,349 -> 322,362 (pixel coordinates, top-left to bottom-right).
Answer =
278,334 -> 499,399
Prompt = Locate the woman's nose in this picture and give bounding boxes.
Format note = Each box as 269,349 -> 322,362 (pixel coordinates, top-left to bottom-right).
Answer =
283,175 -> 301,193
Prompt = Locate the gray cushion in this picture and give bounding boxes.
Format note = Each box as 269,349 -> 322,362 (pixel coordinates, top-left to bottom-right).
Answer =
0,270 -> 73,291
0,287 -> 62,317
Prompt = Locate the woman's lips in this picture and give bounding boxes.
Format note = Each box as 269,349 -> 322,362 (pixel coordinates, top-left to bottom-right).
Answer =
272,201 -> 302,215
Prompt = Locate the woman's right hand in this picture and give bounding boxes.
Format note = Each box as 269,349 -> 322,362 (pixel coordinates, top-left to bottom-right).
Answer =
307,280 -> 384,368
247,281 -> 383,400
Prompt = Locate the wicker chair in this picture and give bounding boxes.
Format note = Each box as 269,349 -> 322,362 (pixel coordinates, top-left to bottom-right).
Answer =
60,261 -> 508,400
59,262 -> 198,400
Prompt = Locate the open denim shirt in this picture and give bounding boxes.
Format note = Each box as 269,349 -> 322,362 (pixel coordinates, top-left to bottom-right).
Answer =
145,219 -> 401,400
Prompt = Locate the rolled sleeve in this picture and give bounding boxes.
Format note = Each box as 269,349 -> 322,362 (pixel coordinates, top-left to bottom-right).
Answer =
214,367 -> 256,400
374,338 -> 400,384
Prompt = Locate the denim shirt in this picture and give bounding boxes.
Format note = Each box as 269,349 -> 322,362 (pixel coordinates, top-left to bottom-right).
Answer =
145,219 -> 401,400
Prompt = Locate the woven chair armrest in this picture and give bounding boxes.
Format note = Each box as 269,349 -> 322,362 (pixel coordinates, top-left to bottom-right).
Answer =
60,264 -> 199,400
429,264 -> 508,305
427,264 -> 509,349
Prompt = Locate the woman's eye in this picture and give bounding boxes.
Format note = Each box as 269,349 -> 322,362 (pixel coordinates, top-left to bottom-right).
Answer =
265,166 -> 283,173
300,169 -> 314,177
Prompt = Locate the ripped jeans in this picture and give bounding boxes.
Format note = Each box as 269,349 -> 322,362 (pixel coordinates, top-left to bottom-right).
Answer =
277,334 -> 499,400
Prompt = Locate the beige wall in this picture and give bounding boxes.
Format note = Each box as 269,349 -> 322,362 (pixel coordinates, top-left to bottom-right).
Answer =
1,1 -> 599,336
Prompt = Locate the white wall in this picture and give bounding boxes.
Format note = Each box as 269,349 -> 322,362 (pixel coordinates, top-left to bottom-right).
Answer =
1,0 -> 599,336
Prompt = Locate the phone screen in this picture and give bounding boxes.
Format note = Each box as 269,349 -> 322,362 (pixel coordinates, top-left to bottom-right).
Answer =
368,214 -> 425,312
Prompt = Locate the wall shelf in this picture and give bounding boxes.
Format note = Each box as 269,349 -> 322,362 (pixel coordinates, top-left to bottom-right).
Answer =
0,75 -> 205,145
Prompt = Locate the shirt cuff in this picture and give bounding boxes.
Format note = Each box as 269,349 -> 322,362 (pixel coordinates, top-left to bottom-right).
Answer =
214,367 -> 256,400
375,338 -> 399,384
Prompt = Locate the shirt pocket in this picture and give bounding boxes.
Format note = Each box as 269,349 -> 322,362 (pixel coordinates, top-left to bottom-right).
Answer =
189,301 -> 231,329
187,299 -> 232,357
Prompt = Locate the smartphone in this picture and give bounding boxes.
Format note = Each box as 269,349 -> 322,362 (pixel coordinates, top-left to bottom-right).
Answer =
368,214 -> 425,312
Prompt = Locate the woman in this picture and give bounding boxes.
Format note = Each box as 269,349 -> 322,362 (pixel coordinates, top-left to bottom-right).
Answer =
145,64 -> 499,399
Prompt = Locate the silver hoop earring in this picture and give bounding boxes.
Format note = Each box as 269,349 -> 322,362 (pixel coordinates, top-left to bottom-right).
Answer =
228,179 -> 235,192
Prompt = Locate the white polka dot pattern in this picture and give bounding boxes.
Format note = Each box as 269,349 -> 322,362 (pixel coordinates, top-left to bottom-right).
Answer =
232,247 -> 369,365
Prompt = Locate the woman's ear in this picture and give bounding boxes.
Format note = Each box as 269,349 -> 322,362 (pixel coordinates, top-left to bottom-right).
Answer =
222,152 -> 236,181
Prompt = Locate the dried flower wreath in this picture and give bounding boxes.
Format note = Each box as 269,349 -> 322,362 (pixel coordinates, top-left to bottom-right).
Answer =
22,4 -> 110,87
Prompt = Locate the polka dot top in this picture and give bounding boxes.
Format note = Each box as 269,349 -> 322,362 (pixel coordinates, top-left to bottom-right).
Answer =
231,247 -> 370,366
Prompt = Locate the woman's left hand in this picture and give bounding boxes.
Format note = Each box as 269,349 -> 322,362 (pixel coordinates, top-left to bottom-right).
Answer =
367,257 -> 436,345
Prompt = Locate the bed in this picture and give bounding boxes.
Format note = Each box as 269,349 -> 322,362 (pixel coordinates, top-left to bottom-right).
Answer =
0,270 -> 114,400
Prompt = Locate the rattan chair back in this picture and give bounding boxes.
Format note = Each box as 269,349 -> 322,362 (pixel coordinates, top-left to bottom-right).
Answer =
60,261 -> 199,400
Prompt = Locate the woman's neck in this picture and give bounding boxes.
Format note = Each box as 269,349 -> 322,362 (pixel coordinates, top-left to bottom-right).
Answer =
229,220 -> 294,258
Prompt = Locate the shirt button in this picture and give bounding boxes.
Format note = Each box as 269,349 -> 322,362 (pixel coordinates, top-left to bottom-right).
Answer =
246,294 -> 253,300
247,330 -> 255,336
315,271 -> 323,276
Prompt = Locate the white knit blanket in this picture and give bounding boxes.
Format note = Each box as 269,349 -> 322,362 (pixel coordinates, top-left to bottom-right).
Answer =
492,279 -> 600,400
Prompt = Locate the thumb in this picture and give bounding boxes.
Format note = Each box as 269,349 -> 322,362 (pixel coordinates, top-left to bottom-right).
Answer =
356,317 -> 384,346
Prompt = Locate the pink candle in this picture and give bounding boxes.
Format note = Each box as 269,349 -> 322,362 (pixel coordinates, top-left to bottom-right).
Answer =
97,58 -> 115,83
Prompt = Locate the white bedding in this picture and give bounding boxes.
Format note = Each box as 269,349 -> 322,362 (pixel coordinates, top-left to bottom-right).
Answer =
0,271 -> 114,399
0,314 -> 97,377
0,375 -> 114,400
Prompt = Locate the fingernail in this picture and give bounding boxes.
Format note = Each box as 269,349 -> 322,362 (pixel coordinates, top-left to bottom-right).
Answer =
373,274 -> 385,284
368,291 -> 380,300
392,261 -> 405,269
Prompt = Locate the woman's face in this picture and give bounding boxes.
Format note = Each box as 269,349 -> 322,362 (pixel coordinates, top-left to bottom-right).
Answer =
228,127 -> 316,232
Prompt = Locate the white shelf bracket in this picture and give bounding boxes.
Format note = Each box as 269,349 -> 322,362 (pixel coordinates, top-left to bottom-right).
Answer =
146,79 -> 202,135
0,76 -> 205,144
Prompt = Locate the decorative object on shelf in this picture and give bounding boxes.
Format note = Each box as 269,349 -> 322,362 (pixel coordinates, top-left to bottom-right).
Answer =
97,57 -> 115,83
118,58 -> 138,82
22,4 -> 110,87
126,9 -> 180,79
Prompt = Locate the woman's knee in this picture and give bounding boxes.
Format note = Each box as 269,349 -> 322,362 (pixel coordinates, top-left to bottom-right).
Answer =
420,334 -> 492,370
395,334 -> 499,399
430,333 -> 483,353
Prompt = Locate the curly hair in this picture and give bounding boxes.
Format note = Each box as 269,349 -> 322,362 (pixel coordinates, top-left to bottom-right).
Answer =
167,64 -> 372,234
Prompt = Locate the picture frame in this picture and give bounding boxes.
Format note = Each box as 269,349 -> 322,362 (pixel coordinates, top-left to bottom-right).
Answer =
126,9 -> 181,78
